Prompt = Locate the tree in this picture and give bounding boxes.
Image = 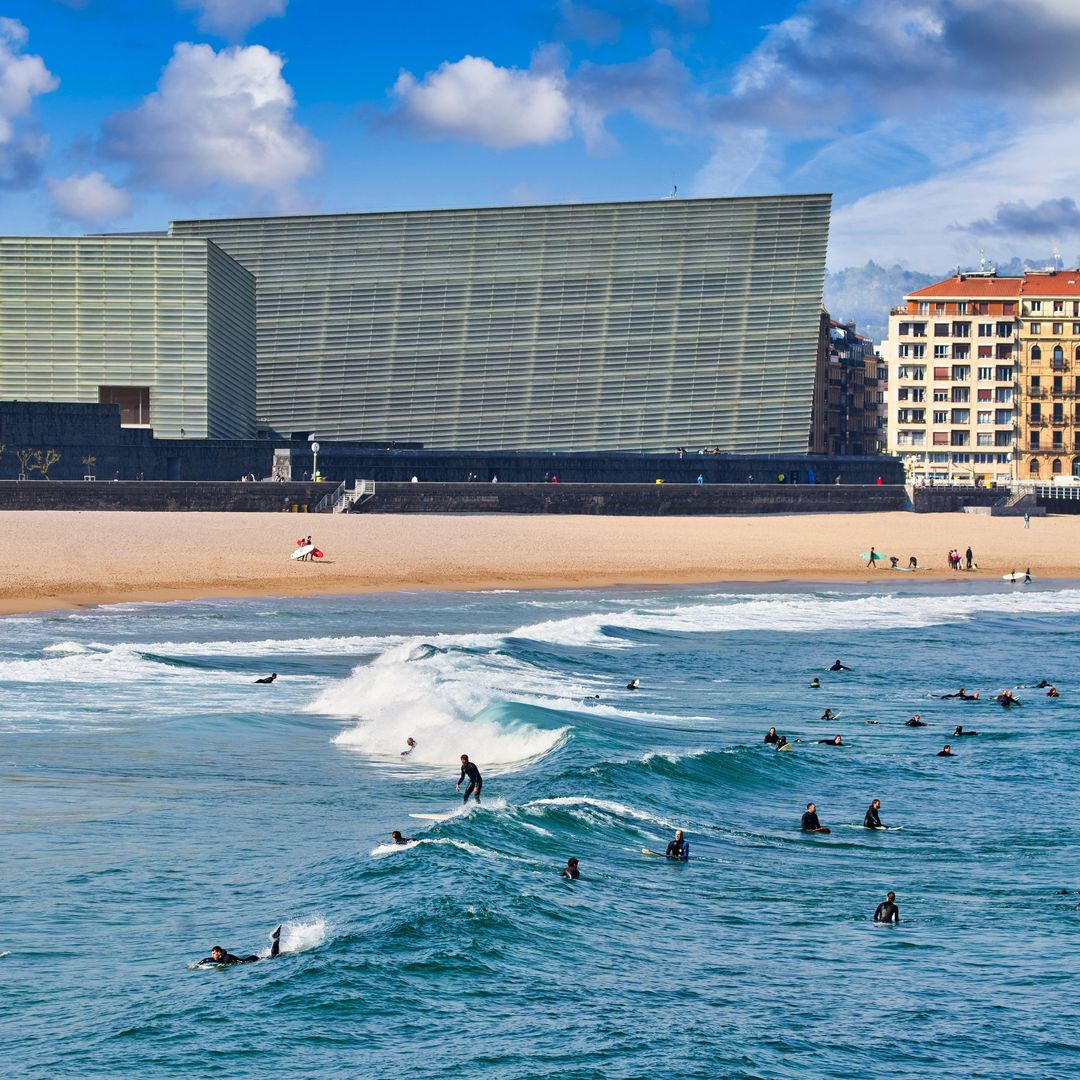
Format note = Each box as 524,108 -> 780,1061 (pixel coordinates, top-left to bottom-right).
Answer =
32,449 -> 61,480
15,449 -> 35,478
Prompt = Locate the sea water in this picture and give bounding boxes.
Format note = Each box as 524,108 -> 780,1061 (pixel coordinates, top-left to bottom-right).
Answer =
1,583 -> 1078,1079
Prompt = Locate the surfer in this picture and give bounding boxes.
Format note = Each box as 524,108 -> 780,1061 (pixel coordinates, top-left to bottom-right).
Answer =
626,678 -> 640,690
801,802 -> 824,831
864,799 -> 886,829
196,925 -> 281,966
775,735 -> 789,750
1025,567 -> 1032,583
905,715 -> 926,727
390,831 -> 415,845
817,735 -> 843,746
829,660 -> 851,672
942,688 -> 979,701
254,673 -> 277,684
996,689 -> 1021,708
665,830 -> 689,860
937,744 -> 954,757
867,547 -> 877,569
1036,679 -> 1053,689
764,727 -> 781,745
1047,685 -> 1060,698
873,892 -> 900,923
821,708 -> 837,722
401,737 -> 417,756
456,754 -> 482,804
907,555 -> 918,570
951,725 -> 977,737
810,677 -> 821,689
561,858 -> 580,880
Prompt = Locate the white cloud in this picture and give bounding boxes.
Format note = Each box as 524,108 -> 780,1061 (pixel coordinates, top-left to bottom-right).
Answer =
102,42 -> 317,206
178,0 -> 287,39
47,171 -> 132,221
391,55 -> 572,149
0,18 -> 57,141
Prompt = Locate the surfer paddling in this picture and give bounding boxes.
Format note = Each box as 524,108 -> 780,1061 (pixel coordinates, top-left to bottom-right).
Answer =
829,659 -> 852,672
456,754 -> 482,804
390,831 -> 414,845
401,737 -> 417,756
195,925 -> 281,967
254,673 -> 277,684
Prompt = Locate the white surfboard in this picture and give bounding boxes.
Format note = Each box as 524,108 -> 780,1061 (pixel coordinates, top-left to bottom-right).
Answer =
409,812 -> 456,822
291,544 -> 315,560
1002,573 -> 1032,582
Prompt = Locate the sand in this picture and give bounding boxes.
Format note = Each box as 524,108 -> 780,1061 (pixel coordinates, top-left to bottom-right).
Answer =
0,509 -> 1072,616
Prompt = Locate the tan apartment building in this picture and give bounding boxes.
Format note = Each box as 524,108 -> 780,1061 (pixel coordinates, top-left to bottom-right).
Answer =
886,274 -> 1018,485
810,312 -> 882,455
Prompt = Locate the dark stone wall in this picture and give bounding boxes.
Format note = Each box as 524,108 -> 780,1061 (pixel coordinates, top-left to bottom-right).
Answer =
362,482 -> 907,515
0,481 -> 327,512
910,488 -> 1004,513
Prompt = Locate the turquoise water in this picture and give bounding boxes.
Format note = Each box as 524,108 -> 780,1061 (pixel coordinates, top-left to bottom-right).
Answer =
2,583 -> 1078,1079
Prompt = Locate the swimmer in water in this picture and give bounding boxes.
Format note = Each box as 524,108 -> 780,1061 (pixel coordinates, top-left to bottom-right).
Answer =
254,673 -> 277,684
1047,685 -> 1060,698
810,677 -> 821,689
561,858 -> 580,880
942,688 -> 979,701
952,725 -> 977,737
873,892 -> 900,923
764,727 -> 781,745
996,689 -> 1021,708
401,737 -> 416,756
821,708 -> 837,722
456,754 -> 482,804
801,802 -> 825,832
390,831 -> 414,845
1036,680 -> 1052,688
626,679 -> 640,690
817,735 -> 843,745
829,660 -> 852,672
905,714 -> 926,727
196,925 -> 281,966
937,744 -> 954,756
665,830 -> 689,860
864,799 -> 886,829
774,735 -> 789,750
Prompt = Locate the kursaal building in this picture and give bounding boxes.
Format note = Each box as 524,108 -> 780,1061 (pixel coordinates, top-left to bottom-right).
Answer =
169,195 -> 831,453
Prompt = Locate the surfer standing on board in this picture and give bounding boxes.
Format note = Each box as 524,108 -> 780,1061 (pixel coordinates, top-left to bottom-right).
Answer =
456,754 -> 482,804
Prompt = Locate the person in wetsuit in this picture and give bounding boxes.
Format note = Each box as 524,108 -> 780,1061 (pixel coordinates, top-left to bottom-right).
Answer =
390,831 -> 414,845
1047,685 -> 1060,698
829,660 -> 852,672
942,688 -> 978,700
937,744 -> 954,756
874,892 -> 900,923
562,858 -> 580,880
254,673 -> 277,684
764,727 -> 780,745
952,725 -> 977,737
774,735 -> 789,750
905,714 -> 926,727
996,689 -> 1021,708
197,925 -> 281,966
665,830 -> 689,860
401,737 -> 417,756
801,802 -> 823,831
817,735 -> 843,746
821,708 -> 837,722
626,679 -> 640,690
864,799 -> 885,829
1036,680 -> 1052,689
810,677 -> 821,689
456,754 -> 482,804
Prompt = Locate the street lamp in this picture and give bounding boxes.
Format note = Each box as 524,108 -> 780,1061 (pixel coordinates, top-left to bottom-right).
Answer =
309,436 -> 320,481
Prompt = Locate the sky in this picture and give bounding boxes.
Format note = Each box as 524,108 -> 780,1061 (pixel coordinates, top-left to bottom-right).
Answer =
3,0 -> 1080,269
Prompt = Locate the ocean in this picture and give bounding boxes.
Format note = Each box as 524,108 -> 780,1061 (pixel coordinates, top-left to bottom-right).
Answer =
2,583 -> 1078,1079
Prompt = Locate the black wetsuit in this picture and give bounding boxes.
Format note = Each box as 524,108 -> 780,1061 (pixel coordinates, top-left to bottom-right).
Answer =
873,901 -> 900,923
199,934 -> 280,965
764,731 -> 780,745
829,662 -> 850,672
937,749 -> 953,756
666,838 -> 687,859
864,804 -> 884,829
821,711 -> 835,721
801,811 -> 822,831
458,761 -> 482,802
817,738 -> 840,745
905,718 -> 926,727
562,865 -> 580,880
255,675 -> 276,684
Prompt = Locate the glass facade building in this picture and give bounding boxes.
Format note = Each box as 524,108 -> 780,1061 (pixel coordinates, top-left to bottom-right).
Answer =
171,195 -> 831,452
0,237 -> 255,439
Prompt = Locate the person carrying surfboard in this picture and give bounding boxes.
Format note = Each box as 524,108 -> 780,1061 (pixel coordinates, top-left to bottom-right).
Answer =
866,547 -> 878,569
456,754 -> 482,804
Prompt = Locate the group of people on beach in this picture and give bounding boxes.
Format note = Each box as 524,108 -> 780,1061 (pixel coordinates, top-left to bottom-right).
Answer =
947,546 -> 975,571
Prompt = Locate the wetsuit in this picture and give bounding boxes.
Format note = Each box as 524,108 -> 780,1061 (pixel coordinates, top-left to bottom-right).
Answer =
873,901 -> 900,923
665,838 -> 688,860
562,865 -> 580,880
255,675 -> 276,684
801,811 -> 821,831
199,929 -> 280,966
458,760 -> 482,803
817,738 -> 840,745
864,804 -> 884,829
905,718 -> 926,727
936,749 -> 953,756
763,731 -> 780,745
829,662 -> 850,672
821,710 -> 834,721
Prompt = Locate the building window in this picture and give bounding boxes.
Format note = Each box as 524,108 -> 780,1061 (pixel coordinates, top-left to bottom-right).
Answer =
977,433 -> 992,446
957,303 -> 969,315
1031,345 -> 1042,361
917,302 -> 929,315
995,365 -> 1013,381
1054,376 -> 1063,394
952,322 -> 971,337
1072,323 -> 1080,335
1030,403 -> 1041,421
933,366 -> 949,379
951,365 -> 970,381
1053,430 -> 1064,448
951,431 -> 970,446
1053,404 -> 1064,423
1030,459 -> 1040,476
933,410 -> 949,424
952,409 -> 970,424
995,430 -> 1013,446
1053,458 -> 1063,473
1053,301 -> 1064,313
977,410 -> 993,424
1031,375 -> 1041,389
1030,301 -> 1042,313
978,323 -> 993,337
952,387 -> 970,403
935,303 -> 946,315
98,386 -> 151,426
978,345 -> 993,358
1030,431 -> 1041,449
1003,302 -> 1016,316
996,344 -> 1013,359
1031,323 -> 1042,335
1053,345 -> 1064,368
977,366 -> 993,380
1054,322 -> 1064,334
934,345 -> 948,359
995,409 -> 1013,425
977,388 -> 993,402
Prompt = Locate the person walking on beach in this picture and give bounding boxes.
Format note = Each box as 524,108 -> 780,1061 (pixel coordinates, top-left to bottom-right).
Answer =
1024,511 -> 1030,529
456,754 -> 482,804
874,892 -> 900,923
867,547 -> 877,569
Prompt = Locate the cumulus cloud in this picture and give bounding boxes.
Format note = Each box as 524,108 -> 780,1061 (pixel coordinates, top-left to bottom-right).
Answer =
391,55 -> 572,149
964,197 -> 1080,238
102,42 -> 317,206
47,171 -> 132,221
178,0 -> 287,39
570,48 -> 691,152
0,18 -> 58,185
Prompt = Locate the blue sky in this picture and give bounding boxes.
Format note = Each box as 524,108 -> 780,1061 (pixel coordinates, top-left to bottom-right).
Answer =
3,0 -> 1080,268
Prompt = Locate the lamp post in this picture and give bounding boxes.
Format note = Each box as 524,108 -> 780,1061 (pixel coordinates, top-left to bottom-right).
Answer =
310,438 -> 320,481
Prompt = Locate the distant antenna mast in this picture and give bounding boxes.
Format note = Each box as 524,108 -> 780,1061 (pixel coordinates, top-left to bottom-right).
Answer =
1053,245 -> 1062,269
979,248 -> 988,272
667,182 -> 678,200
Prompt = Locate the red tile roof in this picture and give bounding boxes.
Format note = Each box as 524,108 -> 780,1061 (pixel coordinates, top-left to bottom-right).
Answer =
1018,272 -> 1080,297
906,270 -> 1080,300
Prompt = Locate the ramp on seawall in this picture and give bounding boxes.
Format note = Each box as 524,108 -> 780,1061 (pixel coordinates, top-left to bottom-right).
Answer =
353,483 -> 908,515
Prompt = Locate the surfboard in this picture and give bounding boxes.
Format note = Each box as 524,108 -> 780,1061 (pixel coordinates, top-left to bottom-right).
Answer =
312,548 -> 324,559
409,812 -> 455,822
777,743 -> 793,752
290,544 -> 315,560
642,848 -> 666,857
891,566 -> 915,572
1003,573 -> 1032,582
858,552 -> 887,561
805,827 -> 831,834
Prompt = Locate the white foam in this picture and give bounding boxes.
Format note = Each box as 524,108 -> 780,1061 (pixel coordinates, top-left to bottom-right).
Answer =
265,917 -> 327,957
523,796 -> 680,831
41,641 -> 89,655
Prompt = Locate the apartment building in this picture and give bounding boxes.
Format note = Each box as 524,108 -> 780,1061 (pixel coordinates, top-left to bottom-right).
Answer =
1015,273 -> 1080,480
885,275 -> 1019,484
811,316 -> 882,455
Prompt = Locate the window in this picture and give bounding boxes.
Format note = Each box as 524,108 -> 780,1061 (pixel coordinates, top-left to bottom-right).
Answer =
899,344 -> 911,358
997,322 -> 1013,337
933,366 -> 950,379
953,453 -> 971,464
1031,322 -> 1042,334
977,433 -> 992,446
978,345 -> 993,358
917,302 -> 929,315
977,388 -> 993,401
897,387 -> 910,401
898,365 -> 925,380
1030,403 -> 1041,421
933,432 -> 949,445
951,431 -> 970,446
933,410 -> 949,424
952,387 -> 970,403
952,322 -> 970,337
898,322 -> 910,336
978,322 -> 993,337
995,409 -> 1013,425
912,344 -> 926,359
996,365 -> 1014,381
996,430 -> 1013,446
1053,430 -> 1064,448
1003,302 -> 1016,316
1054,322 -> 1064,334
1073,323 -> 1080,335
973,302 -> 989,316
977,366 -> 993,380
935,303 -> 946,314
897,409 -> 925,423
933,389 -> 949,402
1030,300 -> 1043,313
934,345 -> 949,359
1030,431 -> 1041,449
952,345 -> 970,360
912,322 -> 926,336
1053,345 -> 1065,368
995,388 -> 1013,404
934,322 -> 949,337
1053,301 -> 1064,313
952,365 -> 970,380
996,344 -> 1013,359
911,387 -> 925,402
1031,345 -> 1042,361
952,409 -> 970,424
1053,458 -> 1063,473
1053,403 -> 1064,423
1031,375 -> 1041,389
929,451 -> 949,462
1030,459 -> 1040,475
957,303 -> 969,315
1054,375 -> 1063,394
98,386 -> 150,426
977,410 -> 993,424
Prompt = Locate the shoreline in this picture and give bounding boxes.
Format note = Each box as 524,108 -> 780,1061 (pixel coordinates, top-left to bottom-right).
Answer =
0,509 -> 1074,617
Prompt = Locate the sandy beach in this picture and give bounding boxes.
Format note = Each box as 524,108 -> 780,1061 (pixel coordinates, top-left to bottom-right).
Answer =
0,509 -> 1074,615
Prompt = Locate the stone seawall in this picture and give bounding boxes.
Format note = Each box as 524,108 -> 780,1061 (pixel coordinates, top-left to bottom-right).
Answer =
0,481 -> 327,512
